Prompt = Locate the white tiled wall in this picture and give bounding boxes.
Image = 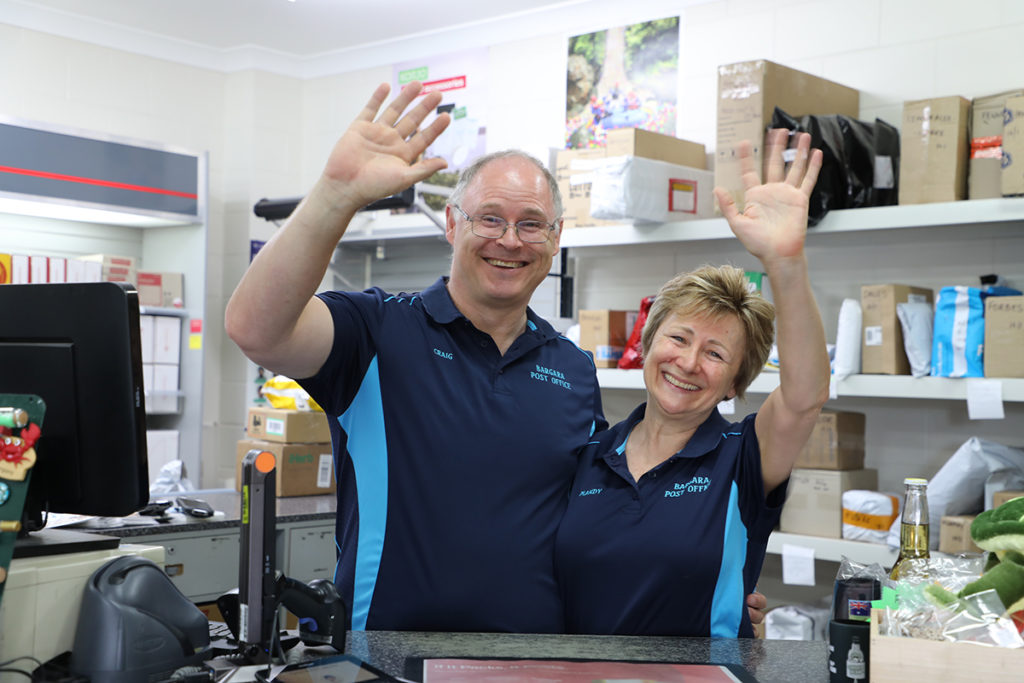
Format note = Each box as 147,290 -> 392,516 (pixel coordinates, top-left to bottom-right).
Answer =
1,0 -> 1023,488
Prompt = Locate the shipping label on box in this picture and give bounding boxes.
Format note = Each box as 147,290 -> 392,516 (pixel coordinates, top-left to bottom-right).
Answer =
246,406 -> 331,443
578,309 -> 634,368
794,411 -> 866,470
235,439 -> 335,497
899,96 -> 971,204
860,284 -> 934,375
939,515 -> 982,554
780,468 -> 878,538
1003,95 -> 1024,196
716,60 -> 859,211
589,156 -> 714,223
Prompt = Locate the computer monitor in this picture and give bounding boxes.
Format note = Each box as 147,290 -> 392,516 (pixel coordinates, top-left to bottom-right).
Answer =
0,282 -> 149,533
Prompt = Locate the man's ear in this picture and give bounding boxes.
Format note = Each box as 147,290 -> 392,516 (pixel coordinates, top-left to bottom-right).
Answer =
444,204 -> 457,246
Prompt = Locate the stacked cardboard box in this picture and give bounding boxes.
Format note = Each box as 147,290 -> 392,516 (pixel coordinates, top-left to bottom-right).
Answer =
554,128 -> 706,228
860,284 -> 934,375
793,411 -> 866,470
899,96 -> 971,204
236,407 -> 335,497
984,296 -> 1024,378
780,468 -> 879,538
969,89 -> 1024,199
578,310 -> 637,368
716,60 -> 859,212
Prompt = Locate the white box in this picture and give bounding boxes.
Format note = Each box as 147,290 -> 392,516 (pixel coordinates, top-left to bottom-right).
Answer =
139,315 -> 156,364
48,257 -> 66,283
146,428 -> 180,483
11,254 -> 29,284
65,258 -> 87,283
29,255 -> 48,283
81,259 -> 102,282
146,362 -> 180,414
589,155 -> 715,223
0,544 -> 164,667
153,315 -> 182,364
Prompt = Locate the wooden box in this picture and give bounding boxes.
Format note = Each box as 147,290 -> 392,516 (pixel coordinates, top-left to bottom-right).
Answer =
869,610 -> 1024,682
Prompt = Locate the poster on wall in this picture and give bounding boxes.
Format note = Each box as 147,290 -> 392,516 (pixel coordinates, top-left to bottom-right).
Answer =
393,49 -> 488,210
565,16 -> 679,148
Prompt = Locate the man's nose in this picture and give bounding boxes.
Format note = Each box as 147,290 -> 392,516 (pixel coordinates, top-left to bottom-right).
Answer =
495,223 -> 524,248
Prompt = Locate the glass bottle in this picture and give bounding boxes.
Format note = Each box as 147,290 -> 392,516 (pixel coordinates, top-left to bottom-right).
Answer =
889,477 -> 930,580
845,636 -> 866,682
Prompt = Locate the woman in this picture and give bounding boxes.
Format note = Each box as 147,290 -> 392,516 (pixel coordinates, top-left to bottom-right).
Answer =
555,129 -> 830,637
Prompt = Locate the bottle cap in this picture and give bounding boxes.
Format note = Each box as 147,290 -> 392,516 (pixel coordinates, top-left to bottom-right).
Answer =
904,477 -> 928,486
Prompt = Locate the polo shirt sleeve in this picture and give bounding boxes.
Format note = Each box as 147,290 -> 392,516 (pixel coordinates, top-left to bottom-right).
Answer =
297,288 -> 385,415
736,413 -> 788,532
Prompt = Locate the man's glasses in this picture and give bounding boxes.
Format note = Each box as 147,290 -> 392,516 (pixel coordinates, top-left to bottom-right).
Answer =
452,204 -> 558,244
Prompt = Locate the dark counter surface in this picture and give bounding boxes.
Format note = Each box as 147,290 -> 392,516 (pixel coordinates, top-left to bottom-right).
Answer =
77,491 -> 336,538
333,630 -> 827,683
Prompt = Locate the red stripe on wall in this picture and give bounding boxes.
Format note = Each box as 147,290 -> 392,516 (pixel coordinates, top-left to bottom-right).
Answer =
0,164 -> 198,199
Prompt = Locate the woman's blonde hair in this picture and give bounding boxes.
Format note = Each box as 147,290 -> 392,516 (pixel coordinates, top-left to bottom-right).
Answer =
640,265 -> 775,400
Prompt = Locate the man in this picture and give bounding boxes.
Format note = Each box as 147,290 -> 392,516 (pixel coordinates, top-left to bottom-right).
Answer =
226,82 -> 766,632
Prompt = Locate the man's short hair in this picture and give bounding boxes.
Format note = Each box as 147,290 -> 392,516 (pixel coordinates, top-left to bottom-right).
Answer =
640,265 -> 776,401
447,150 -> 563,219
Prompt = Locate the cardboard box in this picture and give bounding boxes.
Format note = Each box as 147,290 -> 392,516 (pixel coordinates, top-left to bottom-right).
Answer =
969,90 -> 1024,199
589,156 -> 715,223
899,96 -> 971,204
78,253 -> 137,285
235,439 -> 335,497
137,271 -> 184,308
246,406 -> 331,443
939,515 -> 982,554
794,411 -> 866,470
1003,95 -> 1024,196
870,609 -> 1024,682
779,468 -> 879,538
554,129 -> 707,229
992,489 -> 1024,508
578,309 -> 634,368
984,295 -> 1024,378
860,284 -> 934,375
153,315 -> 182,364
716,60 -> 859,211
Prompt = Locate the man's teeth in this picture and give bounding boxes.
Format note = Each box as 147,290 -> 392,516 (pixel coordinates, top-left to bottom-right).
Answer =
664,374 -> 698,390
486,258 -> 524,268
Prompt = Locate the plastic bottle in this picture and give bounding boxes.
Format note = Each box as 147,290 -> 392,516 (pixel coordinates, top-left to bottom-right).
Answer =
889,477 -> 930,580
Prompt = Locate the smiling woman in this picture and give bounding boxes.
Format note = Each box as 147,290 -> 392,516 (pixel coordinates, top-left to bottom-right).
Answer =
554,129 -> 831,638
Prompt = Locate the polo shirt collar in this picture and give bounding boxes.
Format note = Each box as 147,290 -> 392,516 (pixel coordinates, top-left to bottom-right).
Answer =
420,276 -> 559,342
608,403 -> 733,462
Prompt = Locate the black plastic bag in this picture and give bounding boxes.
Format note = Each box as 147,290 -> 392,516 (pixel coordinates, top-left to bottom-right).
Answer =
770,107 -> 899,225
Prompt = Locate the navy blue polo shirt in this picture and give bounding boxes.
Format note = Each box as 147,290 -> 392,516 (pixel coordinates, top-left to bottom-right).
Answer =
298,277 -> 605,632
554,403 -> 786,637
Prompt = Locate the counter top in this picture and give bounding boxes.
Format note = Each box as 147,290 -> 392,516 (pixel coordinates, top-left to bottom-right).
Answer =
77,492 -> 336,538
334,631 -> 827,683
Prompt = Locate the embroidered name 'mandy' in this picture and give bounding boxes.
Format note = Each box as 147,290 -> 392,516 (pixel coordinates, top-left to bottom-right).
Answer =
664,476 -> 711,497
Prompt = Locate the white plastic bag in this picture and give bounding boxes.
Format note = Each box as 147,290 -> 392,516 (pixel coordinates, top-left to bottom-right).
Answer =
896,301 -> 933,378
833,298 -> 862,380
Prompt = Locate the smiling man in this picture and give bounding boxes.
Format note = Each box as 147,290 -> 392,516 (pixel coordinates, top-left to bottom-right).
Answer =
225,82 -> 605,632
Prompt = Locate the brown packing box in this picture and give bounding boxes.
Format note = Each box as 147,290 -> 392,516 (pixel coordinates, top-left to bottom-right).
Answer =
899,96 -> 971,204
578,309 -> 633,368
969,90 -> 1024,199
554,128 -> 706,229
1003,95 -> 1024,195
235,439 -> 335,497
779,468 -> 878,538
984,295 -> 1024,378
246,406 -> 331,443
716,60 -> 859,211
992,489 -> 1024,508
939,515 -> 982,554
794,410 -> 866,470
860,284 -> 934,375
137,271 -> 184,308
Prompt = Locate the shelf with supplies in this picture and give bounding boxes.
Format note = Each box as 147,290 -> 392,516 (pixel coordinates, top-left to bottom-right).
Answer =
766,532 -> 898,566
596,369 -> 1024,402
559,196 -> 1024,248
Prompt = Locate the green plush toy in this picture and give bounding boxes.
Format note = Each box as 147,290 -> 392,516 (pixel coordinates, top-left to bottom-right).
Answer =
969,496 -> 1024,618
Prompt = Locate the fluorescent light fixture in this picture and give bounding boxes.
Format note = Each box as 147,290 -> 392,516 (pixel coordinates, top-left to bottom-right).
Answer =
0,194 -> 198,228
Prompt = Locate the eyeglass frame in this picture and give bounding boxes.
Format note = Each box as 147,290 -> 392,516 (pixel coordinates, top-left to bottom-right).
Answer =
451,204 -> 560,244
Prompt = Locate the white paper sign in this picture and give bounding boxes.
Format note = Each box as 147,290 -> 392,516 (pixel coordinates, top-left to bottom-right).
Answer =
967,379 -> 1004,420
781,543 -> 816,586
